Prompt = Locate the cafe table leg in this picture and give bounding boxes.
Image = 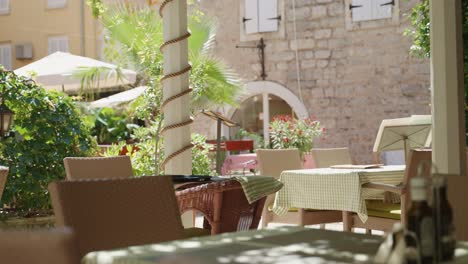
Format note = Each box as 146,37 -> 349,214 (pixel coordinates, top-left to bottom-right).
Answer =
342,211 -> 352,232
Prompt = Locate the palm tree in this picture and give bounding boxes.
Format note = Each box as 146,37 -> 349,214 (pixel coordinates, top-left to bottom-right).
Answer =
94,2 -> 242,112
88,1 -> 242,173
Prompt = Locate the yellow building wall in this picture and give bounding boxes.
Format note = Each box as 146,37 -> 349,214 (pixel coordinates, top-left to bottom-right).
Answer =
0,0 -> 98,70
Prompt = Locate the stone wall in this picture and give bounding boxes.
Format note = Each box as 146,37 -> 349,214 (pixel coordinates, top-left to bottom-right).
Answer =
195,0 -> 431,163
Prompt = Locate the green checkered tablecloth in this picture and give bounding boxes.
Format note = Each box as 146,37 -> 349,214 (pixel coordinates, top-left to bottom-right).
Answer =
232,175 -> 283,204
272,165 -> 405,223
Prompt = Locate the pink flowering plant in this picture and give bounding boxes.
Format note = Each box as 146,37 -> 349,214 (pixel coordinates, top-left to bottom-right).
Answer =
269,115 -> 323,156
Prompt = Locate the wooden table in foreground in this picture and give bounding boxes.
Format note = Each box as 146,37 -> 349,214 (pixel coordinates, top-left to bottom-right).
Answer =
83,226 -> 468,264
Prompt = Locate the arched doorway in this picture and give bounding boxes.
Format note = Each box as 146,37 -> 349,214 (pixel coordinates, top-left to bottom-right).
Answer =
226,81 -> 308,147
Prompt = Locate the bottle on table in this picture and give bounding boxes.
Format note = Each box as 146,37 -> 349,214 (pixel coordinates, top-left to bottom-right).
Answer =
433,175 -> 456,261
405,176 -> 434,264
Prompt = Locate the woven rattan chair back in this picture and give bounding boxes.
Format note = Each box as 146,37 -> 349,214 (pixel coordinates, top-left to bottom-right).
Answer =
256,149 -> 303,178
0,166 -> 8,201
176,180 -> 266,235
49,176 -> 184,258
0,228 -> 80,264
63,156 -> 133,180
309,148 -> 353,168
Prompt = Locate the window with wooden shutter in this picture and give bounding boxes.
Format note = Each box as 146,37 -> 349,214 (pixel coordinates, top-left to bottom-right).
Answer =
351,0 -> 372,22
258,0 -> 279,33
373,0 -> 393,20
244,0 -> 258,34
243,0 -> 279,34
47,0 -> 67,9
48,36 -> 69,54
345,0 -> 398,30
0,44 -> 12,70
351,0 -> 394,22
0,0 -> 10,15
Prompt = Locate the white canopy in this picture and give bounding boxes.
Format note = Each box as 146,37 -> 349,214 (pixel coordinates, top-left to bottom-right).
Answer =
89,86 -> 148,108
14,52 -> 137,94
373,115 -> 432,157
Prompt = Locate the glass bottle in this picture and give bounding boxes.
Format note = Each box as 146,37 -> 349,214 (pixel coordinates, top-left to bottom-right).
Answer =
433,175 -> 456,261
406,176 -> 434,264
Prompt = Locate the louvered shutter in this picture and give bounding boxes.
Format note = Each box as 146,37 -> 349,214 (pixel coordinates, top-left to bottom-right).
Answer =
0,45 -> 12,70
48,36 -> 69,54
48,0 -> 66,8
0,0 -> 9,13
351,0 -> 372,22
59,38 -> 69,52
373,0 -> 393,20
258,0 -> 278,33
244,0 -> 259,34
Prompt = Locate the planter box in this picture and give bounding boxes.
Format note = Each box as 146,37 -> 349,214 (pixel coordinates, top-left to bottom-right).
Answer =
0,215 -> 55,229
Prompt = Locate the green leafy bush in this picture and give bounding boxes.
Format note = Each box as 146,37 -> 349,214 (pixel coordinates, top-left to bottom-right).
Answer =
85,107 -> 139,144
0,70 -> 95,214
103,126 -> 214,176
191,133 -> 214,176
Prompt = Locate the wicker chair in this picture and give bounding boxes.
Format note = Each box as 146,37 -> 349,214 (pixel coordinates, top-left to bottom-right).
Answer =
63,156 -> 133,180
176,179 -> 266,235
49,176 -> 184,258
0,166 -> 8,201
309,147 -> 353,168
0,228 -> 80,264
256,149 -> 342,227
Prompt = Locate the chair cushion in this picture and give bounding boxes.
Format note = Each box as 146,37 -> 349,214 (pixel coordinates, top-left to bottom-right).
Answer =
366,200 -> 401,220
183,228 -> 211,238
267,203 -> 319,212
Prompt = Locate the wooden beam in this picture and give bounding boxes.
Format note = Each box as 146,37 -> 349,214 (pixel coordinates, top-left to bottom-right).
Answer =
430,0 -> 466,175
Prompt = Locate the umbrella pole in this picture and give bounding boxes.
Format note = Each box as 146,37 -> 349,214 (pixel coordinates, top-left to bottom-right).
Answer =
403,136 -> 409,164
216,118 -> 222,174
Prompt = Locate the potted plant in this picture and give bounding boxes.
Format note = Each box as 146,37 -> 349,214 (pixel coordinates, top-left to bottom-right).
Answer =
269,115 -> 324,167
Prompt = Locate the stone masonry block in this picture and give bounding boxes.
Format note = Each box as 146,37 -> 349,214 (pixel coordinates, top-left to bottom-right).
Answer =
288,6 -> 310,21
317,60 -> 329,68
301,60 -> 317,69
315,29 -> 332,39
311,5 -> 327,19
328,2 -> 344,16
290,38 -> 316,51
315,50 -> 332,59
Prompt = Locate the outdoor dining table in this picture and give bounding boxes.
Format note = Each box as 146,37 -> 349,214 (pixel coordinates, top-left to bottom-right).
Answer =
272,165 -> 406,223
82,226 -> 380,264
82,226 -> 468,264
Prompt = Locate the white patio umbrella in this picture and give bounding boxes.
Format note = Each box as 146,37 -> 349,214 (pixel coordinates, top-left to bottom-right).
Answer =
14,52 -> 137,94
89,86 -> 148,109
373,115 -> 432,162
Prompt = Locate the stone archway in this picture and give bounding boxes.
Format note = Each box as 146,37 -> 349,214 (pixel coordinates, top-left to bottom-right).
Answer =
224,81 -> 308,146
226,81 -> 308,119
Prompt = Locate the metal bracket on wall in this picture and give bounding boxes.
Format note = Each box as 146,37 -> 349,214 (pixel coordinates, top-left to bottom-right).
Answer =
380,0 -> 395,6
236,38 -> 267,80
349,4 -> 363,10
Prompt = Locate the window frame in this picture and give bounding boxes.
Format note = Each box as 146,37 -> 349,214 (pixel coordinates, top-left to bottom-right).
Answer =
48,35 -> 69,54
47,0 -> 67,9
0,43 -> 12,70
0,0 -> 10,15
345,0 -> 399,31
240,0 -> 285,42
